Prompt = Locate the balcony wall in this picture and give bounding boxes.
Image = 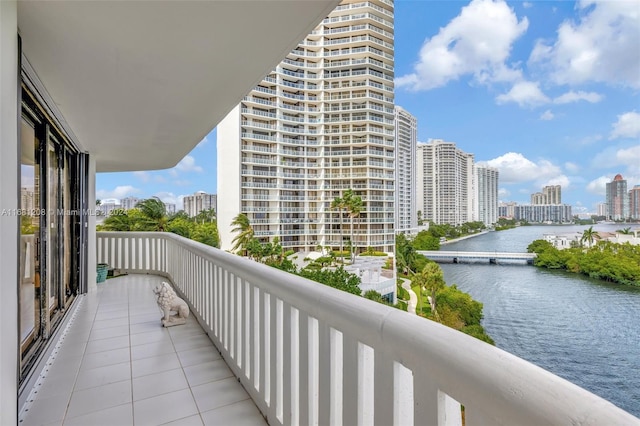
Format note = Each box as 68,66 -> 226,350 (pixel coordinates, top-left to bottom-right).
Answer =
97,231 -> 638,426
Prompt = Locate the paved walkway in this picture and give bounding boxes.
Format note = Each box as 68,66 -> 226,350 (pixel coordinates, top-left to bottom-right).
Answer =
400,278 -> 418,315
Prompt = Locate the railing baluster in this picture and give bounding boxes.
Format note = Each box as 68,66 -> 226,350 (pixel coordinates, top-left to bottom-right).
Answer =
412,371 -> 440,426
267,293 -> 277,422
244,280 -> 252,380
257,289 -> 265,400
298,312 -> 311,425
373,351 -> 395,425
235,275 -> 243,368
317,323 -> 332,426
342,334 -> 358,426
283,303 -> 293,426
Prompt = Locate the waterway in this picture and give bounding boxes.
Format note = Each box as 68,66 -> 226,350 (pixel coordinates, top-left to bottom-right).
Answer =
439,224 -> 640,417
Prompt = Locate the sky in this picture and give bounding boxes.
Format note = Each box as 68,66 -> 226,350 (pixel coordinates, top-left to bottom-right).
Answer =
97,0 -> 640,215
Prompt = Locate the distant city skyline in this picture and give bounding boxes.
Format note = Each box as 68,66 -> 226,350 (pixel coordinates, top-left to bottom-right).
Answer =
97,0 -> 640,215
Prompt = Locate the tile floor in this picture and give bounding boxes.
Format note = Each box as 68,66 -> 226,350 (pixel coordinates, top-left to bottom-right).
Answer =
19,274 -> 267,426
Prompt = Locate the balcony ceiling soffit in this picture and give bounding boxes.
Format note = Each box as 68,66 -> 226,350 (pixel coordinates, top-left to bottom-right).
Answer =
17,0 -> 339,172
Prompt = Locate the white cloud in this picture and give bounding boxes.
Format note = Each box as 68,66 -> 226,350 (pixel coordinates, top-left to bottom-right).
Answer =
396,0 -> 528,91
579,134 -> 603,145
496,81 -> 549,107
528,1 -> 640,88
544,174 -> 570,189
586,175 -> 611,195
498,188 -> 511,198
565,162 -> 580,173
615,145 -> 640,175
540,109 -> 554,121
486,152 -> 563,184
96,185 -> 141,200
522,2 -> 533,9
133,171 -> 150,182
553,90 -> 603,104
154,192 -> 187,210
175,155 -> 203,173
609,111 -> 640,140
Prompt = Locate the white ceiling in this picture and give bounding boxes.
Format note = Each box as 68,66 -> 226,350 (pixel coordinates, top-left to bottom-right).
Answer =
18,0 -> 338,172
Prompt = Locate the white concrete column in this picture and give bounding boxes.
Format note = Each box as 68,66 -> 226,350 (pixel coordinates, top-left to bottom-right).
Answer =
0,1 -> 19,423
87,156 -> 97,292
217,105 -> 241,251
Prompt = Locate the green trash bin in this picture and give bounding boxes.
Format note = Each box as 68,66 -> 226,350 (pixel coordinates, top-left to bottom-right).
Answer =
97,263 -> 109,283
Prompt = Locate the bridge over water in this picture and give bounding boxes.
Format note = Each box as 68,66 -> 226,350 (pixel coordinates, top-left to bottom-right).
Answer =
418,250 -> 536,265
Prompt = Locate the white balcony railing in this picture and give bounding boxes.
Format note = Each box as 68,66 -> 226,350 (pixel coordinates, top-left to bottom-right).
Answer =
97,232 -> 638,426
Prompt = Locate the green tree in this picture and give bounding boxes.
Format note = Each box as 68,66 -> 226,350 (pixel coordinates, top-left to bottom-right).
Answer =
298,266 -> 361,295
191,222 -> 220,248
135,197 -> 168,231
396,233 -> 417,275
412,230 -> 440,250
330,194 -> 347,260
581,226 -> 599,247
195,208 -> 216,224
230,213 -> 254,255
99,208 -> 134,231
166,217 -> 194,238
413,262 -> 446,317
343,189 -> 363,260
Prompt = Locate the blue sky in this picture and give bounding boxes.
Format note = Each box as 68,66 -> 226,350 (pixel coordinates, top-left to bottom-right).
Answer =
97,0 -> 640,214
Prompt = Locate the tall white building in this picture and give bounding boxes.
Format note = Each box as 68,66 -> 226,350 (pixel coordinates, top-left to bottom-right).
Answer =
394,106 -> 417,234
417,140 -> 475,226
218,0 -> 395,253
120,196 -> 140,210
183,191 -> 217,217
475,165 -> 499,226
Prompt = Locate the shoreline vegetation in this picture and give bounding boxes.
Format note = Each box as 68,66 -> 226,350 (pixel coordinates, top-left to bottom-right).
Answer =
527,238 -> 640,287
396,228 -> 494,344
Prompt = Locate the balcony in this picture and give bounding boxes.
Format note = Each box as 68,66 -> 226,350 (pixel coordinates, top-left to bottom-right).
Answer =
22,232 -> 638,425
19,273 -> 265,425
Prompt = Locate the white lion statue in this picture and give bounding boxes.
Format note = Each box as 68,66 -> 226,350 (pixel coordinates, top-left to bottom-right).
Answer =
153,282 -> 190,327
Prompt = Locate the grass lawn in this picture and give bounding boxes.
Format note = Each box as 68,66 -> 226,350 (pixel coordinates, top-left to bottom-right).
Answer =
411,282 -> 425,313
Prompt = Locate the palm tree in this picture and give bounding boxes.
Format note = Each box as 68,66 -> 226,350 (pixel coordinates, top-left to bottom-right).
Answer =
413,262 -> 446,318
618,227 -> 632,235
580,226 -> 599,248
330,195 -> 346,260
343,189 -> 363,261
195,208 -> 216,224
230,213 -> 254,255
135,197 -> 168,231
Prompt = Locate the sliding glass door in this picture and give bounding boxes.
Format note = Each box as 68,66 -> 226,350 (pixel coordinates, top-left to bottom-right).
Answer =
19,89 -> 85,378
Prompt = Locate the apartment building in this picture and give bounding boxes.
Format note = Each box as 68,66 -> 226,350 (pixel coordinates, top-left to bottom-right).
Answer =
630,185 -> 640,220
531,185 -> 561,205
120,196 -> 140,210
544,185 -> 561,205
394,106 -> 417,234
499,204 -> 573,223
416,140 -> 475,226
606,174 -> 629,220
475,165 -> 499,226
218,0 -> 395,253
183,191 -> 217,217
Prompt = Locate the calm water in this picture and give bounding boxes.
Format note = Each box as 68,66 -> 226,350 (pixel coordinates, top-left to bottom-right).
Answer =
440,225 -> 640,416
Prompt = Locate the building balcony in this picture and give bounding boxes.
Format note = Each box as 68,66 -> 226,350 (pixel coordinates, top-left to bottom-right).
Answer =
19,273 -> 266,425
23,232 -> 633,425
